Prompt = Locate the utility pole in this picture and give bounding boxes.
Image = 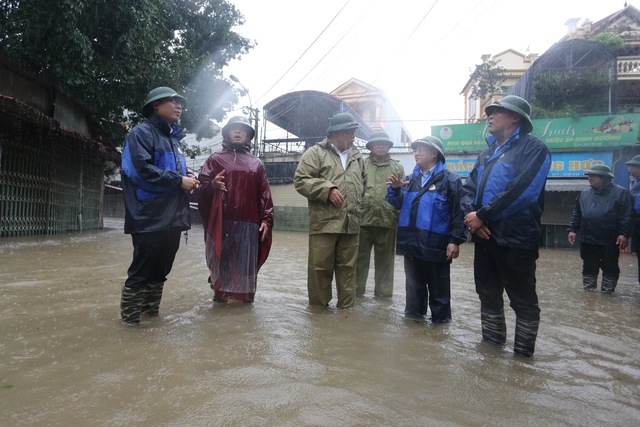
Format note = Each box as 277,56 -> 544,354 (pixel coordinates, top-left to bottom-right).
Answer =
230,74 -> 260,157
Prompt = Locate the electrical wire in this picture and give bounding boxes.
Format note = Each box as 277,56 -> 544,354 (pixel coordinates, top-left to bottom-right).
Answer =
253,0 -> 353,106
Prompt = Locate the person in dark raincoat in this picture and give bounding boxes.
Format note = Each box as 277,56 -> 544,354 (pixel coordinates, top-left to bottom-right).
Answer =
120,86 -> 200,326
568,164 -> 632,294
197,116 -> 274,303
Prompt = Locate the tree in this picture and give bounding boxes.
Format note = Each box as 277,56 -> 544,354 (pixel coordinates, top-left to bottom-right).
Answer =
532,69 -> 612,118
469,59 -> 506,100
589,32 -> 624,52
0,0 -> 253,144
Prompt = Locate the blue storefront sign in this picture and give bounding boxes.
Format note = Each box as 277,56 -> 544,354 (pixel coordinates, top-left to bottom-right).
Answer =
445,151 -> 613,178
546,151 -> 613,177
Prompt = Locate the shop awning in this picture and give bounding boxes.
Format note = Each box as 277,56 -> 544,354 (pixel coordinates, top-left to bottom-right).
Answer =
263,90 -> 373,143
545,179 -> 590,192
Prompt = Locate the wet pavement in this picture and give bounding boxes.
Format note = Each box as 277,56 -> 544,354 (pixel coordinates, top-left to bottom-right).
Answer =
1,217 -> 639,426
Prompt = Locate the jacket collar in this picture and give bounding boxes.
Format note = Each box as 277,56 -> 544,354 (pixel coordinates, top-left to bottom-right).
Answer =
148,114 -> 184,139
319,138 -> 360,157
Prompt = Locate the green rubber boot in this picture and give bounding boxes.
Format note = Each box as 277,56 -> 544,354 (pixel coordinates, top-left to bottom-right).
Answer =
141,282 -> 165,316
120,286 -> 144,326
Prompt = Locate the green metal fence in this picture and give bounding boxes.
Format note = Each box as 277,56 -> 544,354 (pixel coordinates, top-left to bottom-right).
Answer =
0,107 -> 105,237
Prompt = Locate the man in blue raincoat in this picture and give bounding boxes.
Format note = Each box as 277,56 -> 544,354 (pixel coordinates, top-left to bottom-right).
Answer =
120,87 -> 200,326
461,95 -> 551,357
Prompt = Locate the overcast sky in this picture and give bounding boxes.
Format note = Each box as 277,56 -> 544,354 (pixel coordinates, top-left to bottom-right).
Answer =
221,0 -> 629,140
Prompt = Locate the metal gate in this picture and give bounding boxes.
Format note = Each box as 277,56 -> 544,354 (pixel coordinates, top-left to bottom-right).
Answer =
0,104 -> 105,237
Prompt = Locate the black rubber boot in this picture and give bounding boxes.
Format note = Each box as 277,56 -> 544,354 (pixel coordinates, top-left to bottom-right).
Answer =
481,307 -> 507,346
601,275 -> 617,294
582,274 -> 598,291
514,317 -> 539,357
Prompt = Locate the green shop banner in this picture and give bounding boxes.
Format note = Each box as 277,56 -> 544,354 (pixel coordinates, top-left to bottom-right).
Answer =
432,114 -> 640,151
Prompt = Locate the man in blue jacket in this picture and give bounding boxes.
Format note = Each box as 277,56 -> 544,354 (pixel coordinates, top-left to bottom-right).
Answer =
120,87 -> 200,326
461,95 -> 551,357
568,164 -> 632,293
387,136 -> 465,323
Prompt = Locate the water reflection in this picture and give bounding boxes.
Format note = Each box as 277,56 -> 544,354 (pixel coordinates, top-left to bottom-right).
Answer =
0,218 -> 639,426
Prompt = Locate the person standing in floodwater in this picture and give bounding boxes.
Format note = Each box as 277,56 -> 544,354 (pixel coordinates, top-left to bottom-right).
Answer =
625,155 -> 640,286
197,116 -> 274,304
294,112 -> 367,309
387,136 -> 465,323
461,95 -> 551,357
567,164 -> 632,294
120,87 -> 199,326
356,131 -> 404,298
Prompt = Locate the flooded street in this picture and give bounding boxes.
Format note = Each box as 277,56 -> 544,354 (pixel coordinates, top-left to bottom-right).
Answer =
1,217 -> 639,426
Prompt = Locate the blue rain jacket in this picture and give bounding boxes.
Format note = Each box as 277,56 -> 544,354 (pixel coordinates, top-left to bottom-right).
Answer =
460,129 -> 551,251
121,114 -> 191,234
387,162 -> 466,263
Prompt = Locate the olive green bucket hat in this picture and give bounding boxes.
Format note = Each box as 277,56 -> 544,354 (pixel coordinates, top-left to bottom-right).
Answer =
326,112 -> 360,135
625,155 -> 640,166
485,95 -> 533,134
411,135 -> 446,162
222,116 -> 255,140
366,131 -> 394,150
142,87 -> 187,117
584,164 -> 614,178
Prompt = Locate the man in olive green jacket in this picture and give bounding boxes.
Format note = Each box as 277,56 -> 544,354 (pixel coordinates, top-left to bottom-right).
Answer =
357,131 -> 404,298
294,112 -> 367,309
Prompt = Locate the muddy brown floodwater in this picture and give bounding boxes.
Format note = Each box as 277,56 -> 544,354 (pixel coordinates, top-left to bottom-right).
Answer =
1,218 -> 639,426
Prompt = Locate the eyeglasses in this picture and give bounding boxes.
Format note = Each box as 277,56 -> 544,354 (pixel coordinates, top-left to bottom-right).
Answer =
166,97 -> 185,107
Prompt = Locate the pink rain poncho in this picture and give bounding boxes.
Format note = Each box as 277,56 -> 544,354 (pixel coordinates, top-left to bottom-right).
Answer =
197,141 -> 274,302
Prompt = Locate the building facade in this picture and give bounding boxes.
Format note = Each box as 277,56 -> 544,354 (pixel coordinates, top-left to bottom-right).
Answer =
331,78 -> 413,147
461,49 -> 538,124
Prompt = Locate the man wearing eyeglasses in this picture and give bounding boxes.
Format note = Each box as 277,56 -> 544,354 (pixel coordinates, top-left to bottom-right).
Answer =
294,112 -> 367,309
120,86 -> 200,326
461,95 -> 551,357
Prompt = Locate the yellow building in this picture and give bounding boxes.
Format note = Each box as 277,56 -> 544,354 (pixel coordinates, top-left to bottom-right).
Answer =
331,78 -> 413,147
460,49 -> 538,123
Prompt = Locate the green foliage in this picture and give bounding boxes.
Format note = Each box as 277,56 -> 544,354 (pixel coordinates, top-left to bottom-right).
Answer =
532,70 -> 612,118
181,142 -> 211,159
0,0 -> 253,144
589,32 -> 624,51
469,59 -> 506,100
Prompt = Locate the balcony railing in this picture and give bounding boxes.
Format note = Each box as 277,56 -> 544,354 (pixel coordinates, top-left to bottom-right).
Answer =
617,56 -> 640,79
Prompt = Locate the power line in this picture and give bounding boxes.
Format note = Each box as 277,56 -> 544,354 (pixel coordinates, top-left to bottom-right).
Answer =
253,0 -> 353,106
287,11 -> 369,93
350,0 -> 440,105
